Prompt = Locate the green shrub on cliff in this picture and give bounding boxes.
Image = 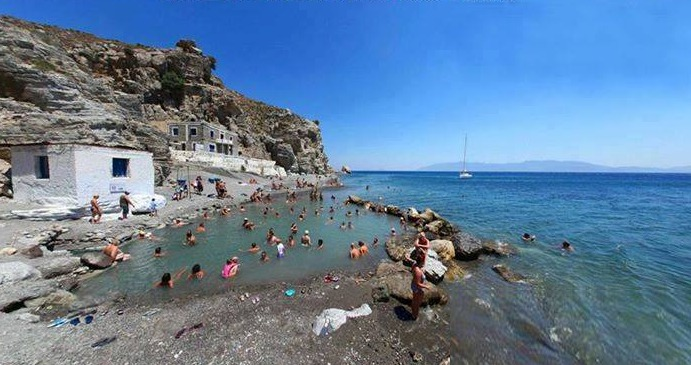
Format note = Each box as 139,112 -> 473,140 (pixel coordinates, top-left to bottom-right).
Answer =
161,71 -> 184,92
161,70 -> 185,103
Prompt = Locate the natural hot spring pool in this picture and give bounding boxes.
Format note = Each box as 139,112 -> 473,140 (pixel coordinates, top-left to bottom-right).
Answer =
77,192 -> 400,303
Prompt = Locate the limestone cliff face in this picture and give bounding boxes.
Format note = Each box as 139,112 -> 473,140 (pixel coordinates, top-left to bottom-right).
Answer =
0,16 -> 332,182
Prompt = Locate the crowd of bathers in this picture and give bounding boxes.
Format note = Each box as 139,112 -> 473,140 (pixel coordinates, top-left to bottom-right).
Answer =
146,186 -> 393,290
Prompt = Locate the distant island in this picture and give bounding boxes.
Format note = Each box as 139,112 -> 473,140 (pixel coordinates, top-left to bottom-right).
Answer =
418,160 -> 691,173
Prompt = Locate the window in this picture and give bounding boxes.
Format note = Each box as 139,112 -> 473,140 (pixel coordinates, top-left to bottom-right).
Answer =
229,136 -> 233,142
171,127 -> 179,136
190,127 -> 198,136
209,144 -> 216,152
35,156 -> 50,179
220,133 -> 224,140
210,130 -> 215,139
112,158 -> 130,178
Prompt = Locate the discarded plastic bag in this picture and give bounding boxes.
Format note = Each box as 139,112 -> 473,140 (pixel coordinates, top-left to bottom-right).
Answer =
312,303 -> 372,336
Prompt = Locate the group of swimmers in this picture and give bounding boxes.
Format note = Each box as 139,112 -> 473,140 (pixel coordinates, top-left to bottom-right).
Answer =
521,232 -> 575,252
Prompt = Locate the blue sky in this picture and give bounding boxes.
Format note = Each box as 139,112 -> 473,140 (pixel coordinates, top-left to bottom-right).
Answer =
2,0 -> 691,170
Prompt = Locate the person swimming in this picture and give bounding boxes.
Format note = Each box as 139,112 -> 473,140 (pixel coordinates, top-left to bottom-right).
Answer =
220,207 -> 231,216
242,218 -> 256,230
290,223 -> 298,234
317,239 -> 324,250
248,242 -> 260,253
347,221 -> 354,229
562,240 -> 574,252
185,230 -> 196,246
188,264 -> 205,280
221,257 -> 239,278
339,222 -> 347,230
350,243 -> 361,259
522,233 -> 536,242
196,222 -> 206,233
156,273 -> 174,288
154,247 -> 164,258
372,236 -> 380,247
358,241 -> 369,255
301,230 -> 311,246
260,251 -> 269,262
287,235 -> 295,247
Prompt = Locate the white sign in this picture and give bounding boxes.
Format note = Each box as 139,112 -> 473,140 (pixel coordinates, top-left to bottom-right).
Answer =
110,183 -> 126,193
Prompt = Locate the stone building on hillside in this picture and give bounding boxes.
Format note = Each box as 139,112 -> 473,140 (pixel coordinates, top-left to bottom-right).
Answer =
6,143 -> 154,206
167,121 -> 238,156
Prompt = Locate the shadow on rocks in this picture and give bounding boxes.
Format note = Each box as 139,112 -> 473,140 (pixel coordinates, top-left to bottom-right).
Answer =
394,305 -> 414,321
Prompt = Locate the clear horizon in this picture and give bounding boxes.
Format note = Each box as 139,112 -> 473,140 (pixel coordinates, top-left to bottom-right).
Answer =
2,1 -> 690,170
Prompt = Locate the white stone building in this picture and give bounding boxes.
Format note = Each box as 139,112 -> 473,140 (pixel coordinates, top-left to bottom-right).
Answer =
9,144 -> 154,206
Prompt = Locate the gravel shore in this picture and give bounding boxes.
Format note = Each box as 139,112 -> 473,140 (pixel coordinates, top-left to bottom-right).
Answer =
1,272 -> 451,365
0,170 -> 452,364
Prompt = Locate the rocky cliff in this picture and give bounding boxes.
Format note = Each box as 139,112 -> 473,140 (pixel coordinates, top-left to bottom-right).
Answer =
0,16 -> 332,185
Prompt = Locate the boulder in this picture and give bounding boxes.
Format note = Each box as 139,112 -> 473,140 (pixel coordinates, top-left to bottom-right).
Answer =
271,143 -> 297,172
430,240 -> 455,262
24,289 -> 76,309
492,264 -> 526,283
482,242 -> 516,257
0,159 -> 11,198
347,195 -> 364,205
371,285 -> 390,303
373,272 -> 448,306
0,261 -> 42,284
453,232 -> 484,261
385,238 -> 410,262
80,252 -> 113,269
385,205 -> 402,216
17,313 -> 40,323
375,261 -> 409,277
0,280 -> 54,312
35,256 -> 82,279
20,245 -> 44,259
0,247 -> 18,256
425,219 -> 455,237
418,209 -> 438,224
408,248 -> 447,283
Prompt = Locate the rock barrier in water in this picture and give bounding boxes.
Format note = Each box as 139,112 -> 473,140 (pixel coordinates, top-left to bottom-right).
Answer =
346,195 -> 515,261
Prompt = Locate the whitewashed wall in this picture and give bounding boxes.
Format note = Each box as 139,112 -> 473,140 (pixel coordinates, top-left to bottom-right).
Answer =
11,145 -> 78,205
170,149 -> 287,177
10,145 -> 154,207
74,145 -> 154,206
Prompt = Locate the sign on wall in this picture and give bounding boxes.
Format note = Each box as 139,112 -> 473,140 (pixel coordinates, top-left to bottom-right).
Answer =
110,183 -> 126,193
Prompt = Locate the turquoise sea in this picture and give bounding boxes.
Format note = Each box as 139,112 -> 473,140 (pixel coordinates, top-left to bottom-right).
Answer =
79,171 -> 691,364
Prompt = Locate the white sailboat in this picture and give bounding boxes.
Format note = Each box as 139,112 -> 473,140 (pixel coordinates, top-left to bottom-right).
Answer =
459,134 -> 472,179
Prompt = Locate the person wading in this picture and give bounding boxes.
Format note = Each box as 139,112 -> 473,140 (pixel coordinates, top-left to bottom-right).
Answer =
119,191 -> 135,220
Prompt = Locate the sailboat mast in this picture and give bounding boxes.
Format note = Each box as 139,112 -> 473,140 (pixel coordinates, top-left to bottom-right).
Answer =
462,134 -> 468,172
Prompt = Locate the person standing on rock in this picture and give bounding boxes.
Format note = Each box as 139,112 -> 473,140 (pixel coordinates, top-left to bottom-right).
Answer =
119,191 -> 135,220
90,194 -> 102,223
410,254 -> 430,320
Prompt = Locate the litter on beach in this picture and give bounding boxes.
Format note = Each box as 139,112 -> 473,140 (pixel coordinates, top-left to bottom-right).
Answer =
312,303 -> 372,336
284,288 -> 296,297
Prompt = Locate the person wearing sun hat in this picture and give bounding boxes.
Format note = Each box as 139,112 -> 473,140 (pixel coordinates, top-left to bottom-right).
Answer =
301,230 -> 311,246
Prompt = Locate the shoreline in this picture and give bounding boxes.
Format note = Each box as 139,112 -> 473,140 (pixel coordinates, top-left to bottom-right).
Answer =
0,169 -> 481,365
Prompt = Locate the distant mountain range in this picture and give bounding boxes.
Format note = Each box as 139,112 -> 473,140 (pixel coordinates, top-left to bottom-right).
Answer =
419,160 -> 691,173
